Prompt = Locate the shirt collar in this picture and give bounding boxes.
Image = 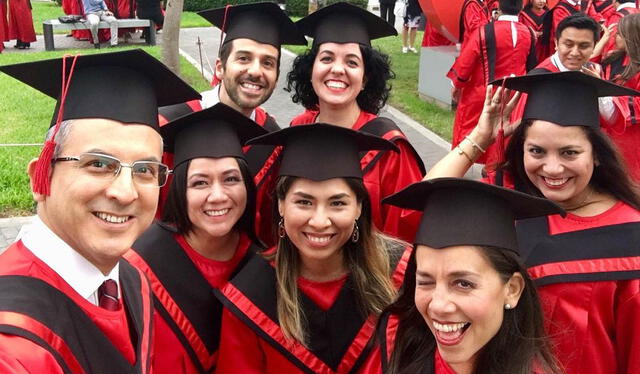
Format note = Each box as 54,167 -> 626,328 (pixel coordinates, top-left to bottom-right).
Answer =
498,15 -> 520,22
566,0 -> 579,6
21,216 -> 120,301
617,3 -> 636,10
551,52 -> 571,72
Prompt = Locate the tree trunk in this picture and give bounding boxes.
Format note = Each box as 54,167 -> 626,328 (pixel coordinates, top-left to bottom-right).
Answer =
162,0 -> 183,75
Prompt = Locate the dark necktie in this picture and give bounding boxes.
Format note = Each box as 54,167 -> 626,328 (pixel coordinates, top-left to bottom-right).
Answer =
98,279 -> 120,311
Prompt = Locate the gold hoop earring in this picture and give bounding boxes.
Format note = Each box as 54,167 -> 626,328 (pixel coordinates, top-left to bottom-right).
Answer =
351,221 -> 360,243
278,218 -> 286,238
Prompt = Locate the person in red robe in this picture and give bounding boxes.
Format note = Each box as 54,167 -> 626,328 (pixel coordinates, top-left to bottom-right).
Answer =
188,3 -> 307,247
362,178 -> 564,374
0,0 -> 5,52
448,0 -> 537,165
426,71 -> 640,374
7,0 -> 36,48
600,0 -> 639,58
0,50 -> 201,373
458,0 -> 490,46
539,0 -> 604,60
287,3 -> 425,244
595,0 -> 617,18
599,13 -> 640,182
519,0 -> 549,61
421,22 -> 455,47
126,103 -> 268,374
214,123 -> 412,374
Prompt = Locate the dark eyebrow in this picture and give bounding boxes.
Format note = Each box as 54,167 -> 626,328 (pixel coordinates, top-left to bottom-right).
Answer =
84,149 -> 160,163
329,193 -> 350,200
293,191 -> 315,199
416,270 -> 479,278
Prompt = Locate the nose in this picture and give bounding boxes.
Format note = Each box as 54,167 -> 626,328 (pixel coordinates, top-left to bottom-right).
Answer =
427,284 -> 456,315
542,154 -> 564,175
330,60 -> 346,75
246,58 -> 261,76
206,182 -> 229,203
105,166 -> 138,205
308,206 -> 331,230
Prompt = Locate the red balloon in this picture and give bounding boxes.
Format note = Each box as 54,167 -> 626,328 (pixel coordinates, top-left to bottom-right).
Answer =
419,0 -> 560,43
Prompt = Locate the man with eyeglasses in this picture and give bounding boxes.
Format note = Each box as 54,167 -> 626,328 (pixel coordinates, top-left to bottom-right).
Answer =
0,49 -> 200,373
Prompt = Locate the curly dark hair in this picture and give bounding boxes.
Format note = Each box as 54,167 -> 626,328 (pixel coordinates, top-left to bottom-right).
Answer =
286,44 -> 394,115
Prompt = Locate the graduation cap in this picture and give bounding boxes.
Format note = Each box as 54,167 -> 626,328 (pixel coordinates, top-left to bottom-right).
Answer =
247,123 -> 398,181
296,2 -> 397,47
0,49 -> 200,195
0,49 -> 201,130
197,2 -> 307,48
492,71 -> 640,129
382,178 -> 565,252
160,103 -> 268,168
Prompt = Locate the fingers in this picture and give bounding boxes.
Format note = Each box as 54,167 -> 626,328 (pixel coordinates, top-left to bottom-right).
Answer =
505,91 -> 521,113
484,85 -> 493,108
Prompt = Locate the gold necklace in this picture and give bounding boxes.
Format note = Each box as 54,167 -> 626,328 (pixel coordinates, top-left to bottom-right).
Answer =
564,188 -> 595,212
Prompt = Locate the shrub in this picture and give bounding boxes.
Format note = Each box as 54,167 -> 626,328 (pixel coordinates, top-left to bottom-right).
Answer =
286,0 -> 308,17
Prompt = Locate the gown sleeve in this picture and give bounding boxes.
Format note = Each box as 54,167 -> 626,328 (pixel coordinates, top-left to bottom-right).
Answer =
215,308 -> 266,374
447,28 -> 481,88
0,334 -> 65,374
615,281 -> 640,374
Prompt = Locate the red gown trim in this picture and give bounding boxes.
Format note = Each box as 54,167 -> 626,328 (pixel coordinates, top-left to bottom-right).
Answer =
0,311 -> 85,374
529,256 -> 640,279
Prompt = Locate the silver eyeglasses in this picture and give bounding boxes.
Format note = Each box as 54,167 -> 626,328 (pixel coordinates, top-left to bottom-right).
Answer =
53,152 -> 171,187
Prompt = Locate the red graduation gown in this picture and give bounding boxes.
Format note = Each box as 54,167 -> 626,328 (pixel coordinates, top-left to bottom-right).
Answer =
214,244 -> 413,374
458,0 -> 489,45
290,110 -> 425,243
126,222 -> 256,374
448,19 -> 536,164
0,0 -> 7,42
594,0 -> 616,19
7,0 -> 35,42
601,56 -> 640,182
519,7 -> 548,62
0,241 -> 153,374
516,202 -> 640,374
422,23 -> 454,47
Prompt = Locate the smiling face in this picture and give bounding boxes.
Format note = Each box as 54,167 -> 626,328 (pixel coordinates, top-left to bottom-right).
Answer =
556,27 -> 596,70
414,245 -> 522,373
532,0 -> 546,10
33,119 -> 163,274
216,38 -> 279,114
523,120 -> 595,208
185,157 -> 247,242
278,178 -> 362,271
311,42 -> 365,110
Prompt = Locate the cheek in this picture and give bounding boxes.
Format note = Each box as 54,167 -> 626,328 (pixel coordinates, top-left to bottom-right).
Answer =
414,288 -> 431,315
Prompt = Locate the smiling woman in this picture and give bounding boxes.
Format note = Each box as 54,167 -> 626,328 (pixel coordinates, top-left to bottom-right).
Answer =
213,123 -> 412,374
126,103 -> 268,374
367,178 -> 564,374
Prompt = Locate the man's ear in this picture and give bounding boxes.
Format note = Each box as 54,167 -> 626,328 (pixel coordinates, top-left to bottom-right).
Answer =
27,158 -> 46,203
214,57 -> 224,81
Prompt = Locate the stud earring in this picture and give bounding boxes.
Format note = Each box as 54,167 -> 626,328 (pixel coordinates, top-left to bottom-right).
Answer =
505,304 -> 512,310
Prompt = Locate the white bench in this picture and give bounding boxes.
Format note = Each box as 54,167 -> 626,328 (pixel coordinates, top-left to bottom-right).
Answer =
42,18 -> 156,51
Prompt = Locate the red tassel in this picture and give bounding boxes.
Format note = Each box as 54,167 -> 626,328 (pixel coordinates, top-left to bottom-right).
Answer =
32,140 -> 56,195
211,4 -> 231,88
495,79 -> 509,165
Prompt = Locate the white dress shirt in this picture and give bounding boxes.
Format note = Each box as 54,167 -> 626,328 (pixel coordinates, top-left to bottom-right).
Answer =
200,85 -> 257,121
20,216 -> 120,306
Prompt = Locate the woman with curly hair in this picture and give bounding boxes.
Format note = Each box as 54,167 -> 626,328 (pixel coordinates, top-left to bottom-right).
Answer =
214,124 -> 412,374
286,2 -> 426,243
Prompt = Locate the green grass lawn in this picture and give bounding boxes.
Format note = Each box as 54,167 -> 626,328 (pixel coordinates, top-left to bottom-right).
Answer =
31,0 -> 209,35
0,46 -> 210,217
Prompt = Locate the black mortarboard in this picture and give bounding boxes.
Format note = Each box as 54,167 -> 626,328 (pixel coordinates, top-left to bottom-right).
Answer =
492,71 -> 639,129
161,103 -> 267,168
247,123 -> 398,180
383,178 -> 564,252
0,49 -> 201,131
197,2 -> 307,48
296,2 -> 397,47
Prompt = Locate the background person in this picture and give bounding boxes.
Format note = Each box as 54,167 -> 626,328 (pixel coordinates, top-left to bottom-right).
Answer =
401,0 -> 422,53
82,0 -> 118,48
287,2 -> 426,244
7,0 -> 35,49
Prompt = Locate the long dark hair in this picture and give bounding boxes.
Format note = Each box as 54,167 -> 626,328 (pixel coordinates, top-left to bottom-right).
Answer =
286,44 -> 394,114
161,157 -> 261,244
500,120 -> 640,210
269,175 -> 396,345
385,246 -> 562,374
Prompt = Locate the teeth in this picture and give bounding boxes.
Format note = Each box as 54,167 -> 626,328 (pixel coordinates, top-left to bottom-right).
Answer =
544,177 -> 568,186
305,234 -> 332,244
242,82 -> 261,90
433,321 -> 468,333
95,212 -> 130,224
326,81 -> 347,89
205,209 -> 230,217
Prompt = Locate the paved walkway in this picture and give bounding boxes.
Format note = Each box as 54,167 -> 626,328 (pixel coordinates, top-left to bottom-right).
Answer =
0,25 -> 480,251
